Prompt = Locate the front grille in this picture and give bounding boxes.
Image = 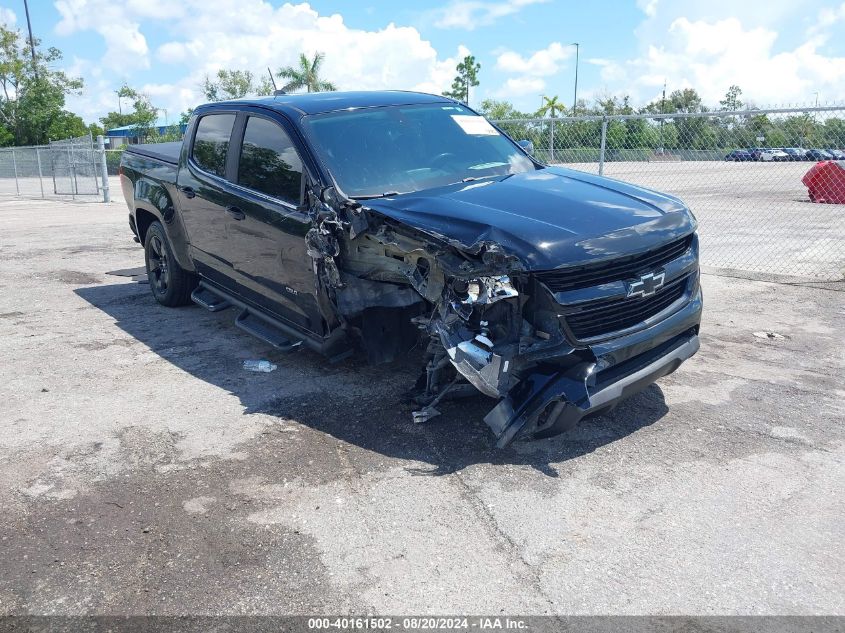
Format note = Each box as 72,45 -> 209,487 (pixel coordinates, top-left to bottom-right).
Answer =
535,235 -> 693,293
564,275 -> 689,341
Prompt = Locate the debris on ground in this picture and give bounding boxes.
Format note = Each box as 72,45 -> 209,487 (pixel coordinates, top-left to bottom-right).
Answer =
753,331 -> 787,340
242,360 -> 277,372
412,407 -> 442,424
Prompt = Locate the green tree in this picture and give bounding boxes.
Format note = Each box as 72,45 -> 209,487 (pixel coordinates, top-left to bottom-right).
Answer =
779,114 -> 816,147
719,85 -> 744,111
202,69 -> 273,101
643,88 -> 712,150
477,99 -> 539,150
48,110 -> 88,140
594,94 -> 634,116
0,25 -> 84,145
87,122 -> 105,138
443,55 -> 480,104
99,83 -> 158,140
146,123 -> 184,143
818,118 -> 845,148
277,52 -> 337,93
668,88 -> 705,113
538,94 -> 564,117
538,95 -> 564,162
477,98 -> 527,120
116,84 -> 135,114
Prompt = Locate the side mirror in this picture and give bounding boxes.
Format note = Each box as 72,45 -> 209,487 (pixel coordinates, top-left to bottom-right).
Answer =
517,139 -> 534,155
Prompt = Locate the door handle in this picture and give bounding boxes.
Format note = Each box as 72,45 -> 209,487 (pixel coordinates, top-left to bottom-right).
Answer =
179,186 -> 196,199
226,206 -> 245,221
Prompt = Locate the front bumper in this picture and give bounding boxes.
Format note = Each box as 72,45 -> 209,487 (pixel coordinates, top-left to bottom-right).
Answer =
483,288 -> 702,448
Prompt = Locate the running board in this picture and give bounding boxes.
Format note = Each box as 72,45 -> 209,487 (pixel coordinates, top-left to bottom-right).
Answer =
235,310 -> 303,352
195,280 -> 350,359
191,287 -> 231,312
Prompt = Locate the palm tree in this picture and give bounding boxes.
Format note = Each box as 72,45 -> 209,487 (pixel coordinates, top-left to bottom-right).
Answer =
538,94 -> 563,118
538,95 -> 563,163
277,52 -> 337,93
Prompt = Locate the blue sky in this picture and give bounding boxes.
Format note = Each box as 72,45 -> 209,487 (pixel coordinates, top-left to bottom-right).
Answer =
1,0 -> 844,124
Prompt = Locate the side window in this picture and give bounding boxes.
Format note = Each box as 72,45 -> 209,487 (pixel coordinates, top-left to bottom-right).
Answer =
192,114 -> 235,177
237,116 -> 304,204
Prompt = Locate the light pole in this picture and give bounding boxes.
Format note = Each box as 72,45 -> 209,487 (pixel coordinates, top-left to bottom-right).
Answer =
571,42 -> 579,115
23,0 -> 38,78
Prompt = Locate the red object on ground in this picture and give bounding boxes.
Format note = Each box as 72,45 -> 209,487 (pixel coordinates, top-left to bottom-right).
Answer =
802,161 -> 845,204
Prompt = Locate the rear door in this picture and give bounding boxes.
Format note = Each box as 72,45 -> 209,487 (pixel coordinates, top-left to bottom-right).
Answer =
176,111 -> 239,287
220,112 -> 323,335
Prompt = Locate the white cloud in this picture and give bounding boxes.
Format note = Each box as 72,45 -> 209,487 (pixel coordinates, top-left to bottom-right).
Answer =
62,57 -> 121,122
807,1 -> 845,37
0,6 -> 16,26
494,76 -> 545,98
492,41 -> 574,105
636,0 -> 659,17
60,0 -> 468,122
496,42 -> 572,76
597,13 -> 845,107
54,0 -> 152,70
432,0 -> 549,30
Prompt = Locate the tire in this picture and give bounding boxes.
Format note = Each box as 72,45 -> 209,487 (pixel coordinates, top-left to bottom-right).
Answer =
144,221 -> 197,307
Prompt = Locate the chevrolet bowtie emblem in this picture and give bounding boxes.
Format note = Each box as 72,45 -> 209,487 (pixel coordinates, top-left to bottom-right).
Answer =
627,271 -> 666,299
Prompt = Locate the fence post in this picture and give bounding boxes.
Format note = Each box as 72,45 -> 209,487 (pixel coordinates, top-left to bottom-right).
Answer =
50,142 -> 58,195
36,148 -> 44,198
11,148 -> 20,195
67,143 -> 76,199
97,135 -> 110,203
598,117 -> 608,176
550,119 -> 555,164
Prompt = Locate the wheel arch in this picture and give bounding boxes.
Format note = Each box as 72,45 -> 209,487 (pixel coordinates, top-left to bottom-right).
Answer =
135,207 -> 158,245
132,180 -> 195,273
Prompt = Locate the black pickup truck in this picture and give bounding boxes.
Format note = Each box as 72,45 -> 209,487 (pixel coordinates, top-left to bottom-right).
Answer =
120,90 -> 702,448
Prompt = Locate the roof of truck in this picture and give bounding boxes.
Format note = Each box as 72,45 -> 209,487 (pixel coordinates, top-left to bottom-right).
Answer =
209,90 -> 454,117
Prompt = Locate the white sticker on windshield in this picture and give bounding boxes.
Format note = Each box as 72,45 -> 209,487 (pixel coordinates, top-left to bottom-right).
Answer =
451,115 -> 498,136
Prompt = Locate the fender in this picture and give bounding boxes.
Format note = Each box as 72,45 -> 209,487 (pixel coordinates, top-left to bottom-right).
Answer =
131,174 -> 195,273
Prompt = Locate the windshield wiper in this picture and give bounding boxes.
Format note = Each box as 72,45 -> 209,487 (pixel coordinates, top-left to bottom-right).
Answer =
352,191 -> 402,200
444,174 -> 502,186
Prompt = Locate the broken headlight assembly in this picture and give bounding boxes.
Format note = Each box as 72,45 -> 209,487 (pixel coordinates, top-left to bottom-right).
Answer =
413,274 -> 523,423
457,275 -> 519,305
438,275 -> 523,397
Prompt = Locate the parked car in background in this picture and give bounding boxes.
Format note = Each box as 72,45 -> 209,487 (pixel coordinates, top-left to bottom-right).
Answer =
724,149 -> 755,162
750,148 -> 788,162
825,149 -> 845,160
778,147 -> 807,161
805,149 -> 834,161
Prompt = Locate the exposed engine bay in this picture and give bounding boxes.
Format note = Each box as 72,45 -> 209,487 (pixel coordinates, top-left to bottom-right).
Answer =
302,184 -> 701,448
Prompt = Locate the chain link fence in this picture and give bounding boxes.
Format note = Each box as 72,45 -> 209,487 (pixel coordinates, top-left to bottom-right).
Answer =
48,134 -> 101,196
0,133 -> 110,202
2,110 -> 843,281
494,105 -> 845,281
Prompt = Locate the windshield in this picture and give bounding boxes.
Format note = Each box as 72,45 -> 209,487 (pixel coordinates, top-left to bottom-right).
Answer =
302,103 -> 537,198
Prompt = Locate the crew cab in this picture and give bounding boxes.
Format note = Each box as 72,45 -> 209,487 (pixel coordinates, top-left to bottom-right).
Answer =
120,91 -> 702,448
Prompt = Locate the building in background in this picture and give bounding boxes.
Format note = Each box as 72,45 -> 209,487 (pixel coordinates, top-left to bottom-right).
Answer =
104,118 -> 187,147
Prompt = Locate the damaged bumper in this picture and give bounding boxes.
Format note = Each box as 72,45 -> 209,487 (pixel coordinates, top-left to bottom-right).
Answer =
483,288 -> 702,448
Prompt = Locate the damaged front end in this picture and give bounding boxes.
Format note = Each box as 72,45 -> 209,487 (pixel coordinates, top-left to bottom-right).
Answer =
303,183 -> 701,449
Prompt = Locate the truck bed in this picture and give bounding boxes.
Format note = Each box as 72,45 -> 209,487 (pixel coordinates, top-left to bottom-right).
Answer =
124,142 -> 182,165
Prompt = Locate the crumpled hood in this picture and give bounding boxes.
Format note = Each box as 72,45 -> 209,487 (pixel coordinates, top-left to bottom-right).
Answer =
363,167 -> 697,271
